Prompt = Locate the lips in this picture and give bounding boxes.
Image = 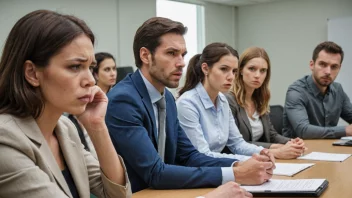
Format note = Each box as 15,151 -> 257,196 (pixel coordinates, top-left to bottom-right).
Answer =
78,94 -> 91,103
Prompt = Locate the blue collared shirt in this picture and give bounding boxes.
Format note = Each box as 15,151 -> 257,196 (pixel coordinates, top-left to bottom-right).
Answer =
139,70 -> 165,134
176,82 -> 263,161
140,72 -> 235,184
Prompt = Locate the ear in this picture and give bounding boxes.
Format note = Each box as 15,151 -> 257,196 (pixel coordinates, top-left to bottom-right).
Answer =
309,60 -> 314,71
140,47 -> 152,67
201,63 -> 209,76
24,60 -> 40,87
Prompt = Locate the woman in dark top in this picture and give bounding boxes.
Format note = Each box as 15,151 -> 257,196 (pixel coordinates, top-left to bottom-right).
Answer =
225,47 -> 306,159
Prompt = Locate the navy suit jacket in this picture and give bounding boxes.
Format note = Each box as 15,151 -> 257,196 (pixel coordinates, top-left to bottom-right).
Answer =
106,71 -> 237,192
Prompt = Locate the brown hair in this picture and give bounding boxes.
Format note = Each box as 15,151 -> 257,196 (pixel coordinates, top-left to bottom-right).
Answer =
312,41 -> 344,63
0,10 -> 94,119
133,17 -> 187,68
231,47 -> 271,116
179,42 -> 239,96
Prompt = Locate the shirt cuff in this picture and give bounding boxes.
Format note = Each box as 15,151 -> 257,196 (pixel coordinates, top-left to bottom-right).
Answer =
221,163 -> 236,184
334,126 -> 347,138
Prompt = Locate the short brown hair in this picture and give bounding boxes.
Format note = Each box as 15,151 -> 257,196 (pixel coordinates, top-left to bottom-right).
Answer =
231,47 -> 271,116
133,17 -> 187,68
312,41 -> 344,63
0,10 -> 94,119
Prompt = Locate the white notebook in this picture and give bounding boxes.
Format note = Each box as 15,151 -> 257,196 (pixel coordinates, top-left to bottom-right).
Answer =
298,152 -> 351,162
274,163 -> 315,176
241,179 -> 327,192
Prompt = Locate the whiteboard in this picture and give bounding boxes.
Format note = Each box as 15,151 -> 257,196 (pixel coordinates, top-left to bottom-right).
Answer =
328,17 -> 352,100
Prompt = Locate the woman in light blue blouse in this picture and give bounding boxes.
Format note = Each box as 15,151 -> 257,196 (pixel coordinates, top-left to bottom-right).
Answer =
177,42 -> 270,161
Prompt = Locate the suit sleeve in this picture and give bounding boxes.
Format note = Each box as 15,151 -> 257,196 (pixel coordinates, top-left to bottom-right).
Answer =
339,85 -> 352,124
285,88 -> 346,139
82,145 -> 132,198
106,92 -> 235,190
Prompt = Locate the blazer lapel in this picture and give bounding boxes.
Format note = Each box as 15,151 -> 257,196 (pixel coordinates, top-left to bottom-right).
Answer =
239,107 -> 253,138
55,119 -> 89,198
260,115 -> 271,142
131,71 -> 158,144
15,116 -> 72,197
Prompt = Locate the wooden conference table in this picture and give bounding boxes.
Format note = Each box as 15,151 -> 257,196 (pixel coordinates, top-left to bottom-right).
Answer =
133,140 -> 352,198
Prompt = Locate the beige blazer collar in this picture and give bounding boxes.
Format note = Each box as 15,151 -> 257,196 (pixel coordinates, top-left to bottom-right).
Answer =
14,116 -> 89,198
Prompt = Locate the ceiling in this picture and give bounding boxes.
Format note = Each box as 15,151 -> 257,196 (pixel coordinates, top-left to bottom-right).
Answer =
195,0 -> 294,6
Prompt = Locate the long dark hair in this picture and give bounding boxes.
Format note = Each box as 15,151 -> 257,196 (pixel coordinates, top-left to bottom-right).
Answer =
0,10 -> 94,119
178,42 -> 239,96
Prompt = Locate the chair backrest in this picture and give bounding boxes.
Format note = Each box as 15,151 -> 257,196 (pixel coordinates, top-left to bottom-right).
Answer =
116,66 -> 134,83
269,105 -> 284,134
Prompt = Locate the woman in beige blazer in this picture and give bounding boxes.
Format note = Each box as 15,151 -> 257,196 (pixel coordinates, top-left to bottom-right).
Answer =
225,47 -> 306,159
0,10 -> 131,198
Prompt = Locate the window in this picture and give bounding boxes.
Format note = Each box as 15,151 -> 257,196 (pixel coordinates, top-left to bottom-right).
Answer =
157,0 -> 205,95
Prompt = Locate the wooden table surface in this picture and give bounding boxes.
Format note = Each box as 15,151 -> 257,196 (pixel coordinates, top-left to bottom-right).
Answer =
133,140 -> 352,198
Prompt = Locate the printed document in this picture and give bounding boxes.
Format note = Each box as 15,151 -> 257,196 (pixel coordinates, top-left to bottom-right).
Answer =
242,179 -> 326,192
274,163 -> 314,176
298,152 -> 351,162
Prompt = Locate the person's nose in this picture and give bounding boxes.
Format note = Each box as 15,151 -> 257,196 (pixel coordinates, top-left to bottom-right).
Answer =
82,69 -> 95,87
176,55 -> 185,68
324,66 -> 331,75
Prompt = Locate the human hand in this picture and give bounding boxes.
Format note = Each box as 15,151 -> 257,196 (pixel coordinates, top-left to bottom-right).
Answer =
259,149 -> 276,168
77,85 -> 108,132
271,143 -> 305,159
202,182 -> 252,198
233,157 -> 273,185
345,125 -> 352,136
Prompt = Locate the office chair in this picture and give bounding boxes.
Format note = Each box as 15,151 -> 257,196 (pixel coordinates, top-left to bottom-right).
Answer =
269,105 -> 284,134
116,66 -> 134,83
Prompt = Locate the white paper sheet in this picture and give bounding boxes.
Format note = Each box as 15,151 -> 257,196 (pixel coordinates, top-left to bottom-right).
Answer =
341,136 -> 352,140
273,163 -> 315,176
242,179 -> 326,192
297,152 -> 351,162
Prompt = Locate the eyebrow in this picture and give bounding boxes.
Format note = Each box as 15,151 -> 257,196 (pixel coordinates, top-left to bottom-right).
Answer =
68,57 -> 97,66
166,47 -> 188,56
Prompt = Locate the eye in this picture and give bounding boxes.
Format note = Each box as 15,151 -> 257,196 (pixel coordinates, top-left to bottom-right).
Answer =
331,65 -> 339,70
260,69 -> 267,73
220,67 -> 227,71
69,64 -> 81,71
233,69 -> 238,74
249,67 -> 256,71
168,51 -> 175,56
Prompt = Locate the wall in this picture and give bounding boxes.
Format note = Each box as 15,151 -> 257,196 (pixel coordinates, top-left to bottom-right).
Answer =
0,0 -> 156,68
0,0 -> 120,61
204,2 -> 236,47
237,0 -> 352,105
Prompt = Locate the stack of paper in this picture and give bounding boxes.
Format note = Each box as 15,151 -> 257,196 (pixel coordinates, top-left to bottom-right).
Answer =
274,163 -> 315,176
298,152 -> 351,162
241,179 -> 326,192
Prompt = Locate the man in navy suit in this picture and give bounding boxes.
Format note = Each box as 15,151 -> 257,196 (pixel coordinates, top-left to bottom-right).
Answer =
106,17 -> 274,193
